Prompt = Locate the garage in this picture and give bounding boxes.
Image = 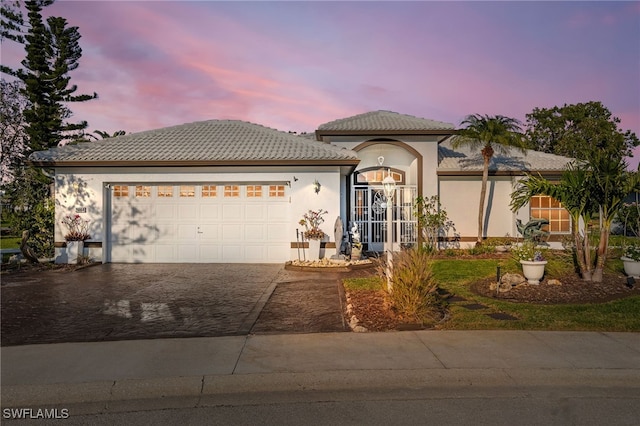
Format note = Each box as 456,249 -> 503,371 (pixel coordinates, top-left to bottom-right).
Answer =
109,183 -> 290,263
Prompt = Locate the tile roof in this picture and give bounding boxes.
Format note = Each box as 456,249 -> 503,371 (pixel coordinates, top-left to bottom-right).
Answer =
29,120 -> 359,165
437,136 -> 574,173
317,110 -> 455,133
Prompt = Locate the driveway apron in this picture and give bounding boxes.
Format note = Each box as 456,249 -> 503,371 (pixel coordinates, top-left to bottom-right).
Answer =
1,264 -> 285,346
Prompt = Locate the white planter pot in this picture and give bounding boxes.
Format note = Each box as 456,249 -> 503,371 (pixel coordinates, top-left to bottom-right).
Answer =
308,239 -> 321,261
66,241 -> 83,264
621,257 -> 640,278
520,260 -> 547,285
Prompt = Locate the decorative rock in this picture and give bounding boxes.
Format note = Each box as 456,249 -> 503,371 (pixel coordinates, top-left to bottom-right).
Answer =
548,279 -> 562,286
489,282 -> 497,292
352,325 -> 368,333
501,273 -> 526,286
498,282 -> 512,293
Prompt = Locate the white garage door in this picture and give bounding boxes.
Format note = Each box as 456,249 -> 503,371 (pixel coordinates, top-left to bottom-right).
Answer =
109,183 -> 290,263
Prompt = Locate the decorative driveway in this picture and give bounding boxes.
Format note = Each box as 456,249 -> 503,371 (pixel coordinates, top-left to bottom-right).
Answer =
1,264 -> 348,346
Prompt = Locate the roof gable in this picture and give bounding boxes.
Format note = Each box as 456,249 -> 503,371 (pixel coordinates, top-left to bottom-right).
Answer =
317,110 -> 455,134
29,120 -> 359,166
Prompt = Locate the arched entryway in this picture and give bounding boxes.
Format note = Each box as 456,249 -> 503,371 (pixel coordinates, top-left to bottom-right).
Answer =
350,141 -> 421,251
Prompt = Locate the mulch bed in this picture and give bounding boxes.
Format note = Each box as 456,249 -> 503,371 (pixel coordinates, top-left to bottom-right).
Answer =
342,256 -> 640,332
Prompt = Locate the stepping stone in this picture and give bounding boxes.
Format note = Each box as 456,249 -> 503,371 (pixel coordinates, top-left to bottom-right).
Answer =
486,312 -> 518,321
461,303 -> 487,310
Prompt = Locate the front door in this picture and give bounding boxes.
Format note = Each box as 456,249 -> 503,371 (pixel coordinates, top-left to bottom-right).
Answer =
351,185 -> 417,252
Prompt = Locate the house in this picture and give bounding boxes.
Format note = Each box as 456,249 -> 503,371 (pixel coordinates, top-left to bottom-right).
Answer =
29,111 -> 574,264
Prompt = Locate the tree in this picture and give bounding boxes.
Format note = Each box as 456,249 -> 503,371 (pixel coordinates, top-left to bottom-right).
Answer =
0,79 -> 28,184
1,0 -> 96,257
2,0 -> 97,150
525,101 -> 639,163
452,114 -> 528,245
511,157 -> 639,282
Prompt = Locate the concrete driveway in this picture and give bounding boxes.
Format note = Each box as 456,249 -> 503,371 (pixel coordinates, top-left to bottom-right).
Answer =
1,263 -> 347,346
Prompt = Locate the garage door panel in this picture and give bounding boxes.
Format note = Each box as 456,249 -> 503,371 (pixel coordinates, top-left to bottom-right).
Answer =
268,204 -> 289,221
198,224 -> 221,241
267,224 -> 288,241
222,204 -> 243,221
244,224 -> 265,240
222,224 -> 242,240
245,204 -> 265,221
177,224 -> 198,240
200,204 -> 221,220
178,204 -> 198,220
110,183 -> 289,263
154,244 -> 175,262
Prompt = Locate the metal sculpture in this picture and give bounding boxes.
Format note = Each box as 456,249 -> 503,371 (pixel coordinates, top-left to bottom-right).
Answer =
516,218 -> 550,242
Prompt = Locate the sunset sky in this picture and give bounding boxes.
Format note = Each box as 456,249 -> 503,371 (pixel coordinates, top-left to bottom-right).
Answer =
4,1 -> 640,166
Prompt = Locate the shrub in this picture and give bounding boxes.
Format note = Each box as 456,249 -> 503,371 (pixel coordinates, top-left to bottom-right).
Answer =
379,249 -> 441,324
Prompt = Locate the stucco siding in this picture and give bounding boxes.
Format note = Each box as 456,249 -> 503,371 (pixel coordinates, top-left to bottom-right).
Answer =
439,176 -> 517,240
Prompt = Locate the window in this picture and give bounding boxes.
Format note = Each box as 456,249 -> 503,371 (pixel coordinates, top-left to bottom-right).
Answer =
157,185 -> 173,197
224,185 -> 239,197
354,168 -> 405,185
113,185 -> 129,197
202,185 -> 217,197
269,185 -> 285,197
530,195 -> 571,233
135,185 -> 151,197
246,185 -> 262,197
180,185 -> 195,197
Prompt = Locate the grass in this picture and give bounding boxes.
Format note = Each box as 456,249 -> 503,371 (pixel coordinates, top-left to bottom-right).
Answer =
343,252 -> 640,332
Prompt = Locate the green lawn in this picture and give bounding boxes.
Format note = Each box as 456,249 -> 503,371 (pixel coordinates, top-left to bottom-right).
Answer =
344,254 -> 640,332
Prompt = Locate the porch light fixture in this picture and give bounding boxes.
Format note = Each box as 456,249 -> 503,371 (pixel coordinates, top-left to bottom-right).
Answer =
382,173 -> 396,292
313,179 -> 321,194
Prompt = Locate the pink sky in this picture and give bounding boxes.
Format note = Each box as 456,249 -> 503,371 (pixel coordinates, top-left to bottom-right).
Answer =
4,1 -> 639,167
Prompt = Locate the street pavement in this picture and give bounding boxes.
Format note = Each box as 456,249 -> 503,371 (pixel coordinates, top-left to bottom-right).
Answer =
2,330 -> 640,417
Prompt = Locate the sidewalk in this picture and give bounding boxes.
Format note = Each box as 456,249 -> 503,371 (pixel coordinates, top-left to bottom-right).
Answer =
2,330 -> 640,413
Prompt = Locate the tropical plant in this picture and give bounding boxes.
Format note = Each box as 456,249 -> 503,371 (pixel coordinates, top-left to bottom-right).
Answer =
452,114 -> 528,245
414,195 -> 457,252
61,214 -> 91,241
299,209 -> 327,240
379,248 -> 441,324
511,158 -> 639,282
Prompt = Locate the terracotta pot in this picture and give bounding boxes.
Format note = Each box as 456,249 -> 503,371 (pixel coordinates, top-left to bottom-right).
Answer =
520,260 -> 547,285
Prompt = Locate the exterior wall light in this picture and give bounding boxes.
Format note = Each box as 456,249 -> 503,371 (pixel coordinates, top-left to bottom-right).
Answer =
313,179 -> 321,194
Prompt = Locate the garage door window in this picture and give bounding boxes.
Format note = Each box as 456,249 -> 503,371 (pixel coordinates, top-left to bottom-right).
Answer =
246,185 -> 262,197
114,185 -> 129,197
158,186 -> 173,197
269,185 -> 285,198
224,185 -> 239,197
180,185 -> 195,197
135,185 -> 151,197
202,185 -> 217,197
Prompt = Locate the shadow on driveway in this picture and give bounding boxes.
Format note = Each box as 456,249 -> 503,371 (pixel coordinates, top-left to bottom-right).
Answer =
1,263 -> 348,347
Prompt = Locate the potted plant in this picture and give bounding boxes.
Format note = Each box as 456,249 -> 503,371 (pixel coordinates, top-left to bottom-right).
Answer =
621,241 -> 640,278
299,209 -> 327,261
61,214 -> 91,264
512,241 -> 547,285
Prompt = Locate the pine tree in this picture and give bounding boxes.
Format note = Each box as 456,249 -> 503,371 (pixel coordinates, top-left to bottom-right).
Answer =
1,0 -> 97,151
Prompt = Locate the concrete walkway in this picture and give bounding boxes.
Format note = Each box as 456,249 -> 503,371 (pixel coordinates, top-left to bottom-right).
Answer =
2,330 -> 639,413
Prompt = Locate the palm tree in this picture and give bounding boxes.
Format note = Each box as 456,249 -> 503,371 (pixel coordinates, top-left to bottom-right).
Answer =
511,158 -> 639,282
452,114 -> 527,245
511,163 -> 596,280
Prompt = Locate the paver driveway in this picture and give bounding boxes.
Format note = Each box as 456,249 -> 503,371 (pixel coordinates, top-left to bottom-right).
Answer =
1,263 -> 347,346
